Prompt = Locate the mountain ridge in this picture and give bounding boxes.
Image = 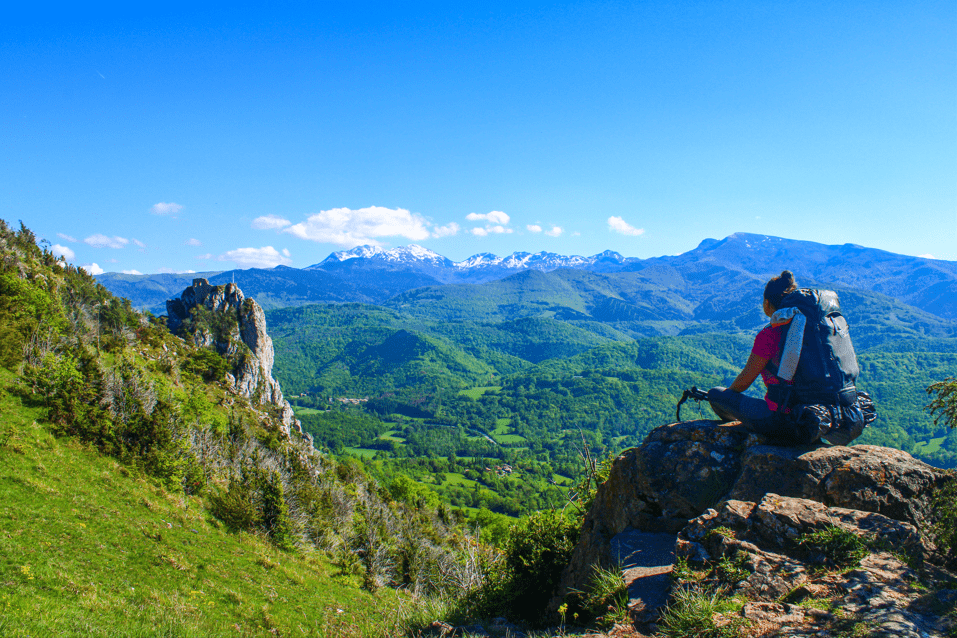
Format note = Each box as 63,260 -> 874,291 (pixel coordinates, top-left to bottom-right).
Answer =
96,233 -> 957,323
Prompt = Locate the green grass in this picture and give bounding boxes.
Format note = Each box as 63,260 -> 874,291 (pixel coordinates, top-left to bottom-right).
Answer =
914,436 -> 947,455
489,419 -> 527,444
0,376 -> 405,637
343,447 -> 379,458
291,406 -> 328,416
439,472 -> 480,488
456,386 -> 502,400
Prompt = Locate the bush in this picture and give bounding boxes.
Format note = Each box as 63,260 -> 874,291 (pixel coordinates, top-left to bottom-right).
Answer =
210,468 -> 297,551
182,348 -> 231,382
475,508 -> 580,624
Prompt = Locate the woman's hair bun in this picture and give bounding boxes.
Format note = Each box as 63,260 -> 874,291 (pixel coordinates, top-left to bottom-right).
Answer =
764,270 -> 798,308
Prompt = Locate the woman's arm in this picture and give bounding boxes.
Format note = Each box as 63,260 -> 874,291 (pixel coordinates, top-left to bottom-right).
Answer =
728,352 -> 769,393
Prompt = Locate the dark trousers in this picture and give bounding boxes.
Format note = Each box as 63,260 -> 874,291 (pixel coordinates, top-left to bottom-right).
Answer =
707,386 -> 787,440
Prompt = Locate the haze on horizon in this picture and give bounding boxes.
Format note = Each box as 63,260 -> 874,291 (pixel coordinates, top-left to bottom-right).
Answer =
2,1 -> 954,275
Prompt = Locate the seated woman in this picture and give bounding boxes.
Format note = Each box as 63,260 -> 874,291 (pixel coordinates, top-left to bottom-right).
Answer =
707,271 -> 799,440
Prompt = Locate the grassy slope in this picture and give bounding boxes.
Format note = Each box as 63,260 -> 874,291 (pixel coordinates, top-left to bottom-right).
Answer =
0,369 -> 402,638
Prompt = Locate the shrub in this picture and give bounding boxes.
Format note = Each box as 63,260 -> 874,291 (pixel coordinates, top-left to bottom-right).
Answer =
480,508 -> 580,624
182,348 -> 230,382
211,479 -> 261,531
210,468 -> 297,551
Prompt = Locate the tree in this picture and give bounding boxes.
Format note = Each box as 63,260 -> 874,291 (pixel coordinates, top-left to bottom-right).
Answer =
927,377 -> 957,431
926,378 -> 957,564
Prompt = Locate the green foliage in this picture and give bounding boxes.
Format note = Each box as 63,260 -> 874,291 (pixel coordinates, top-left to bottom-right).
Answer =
181,347 -> 230,381
927,377 -> 957,431
484,508 -> 580,624
210,467 -> 298,550
931,477 -> 957,565
298,409 -> 388,451
798,526 -> 870,569
714,553 -> 749,585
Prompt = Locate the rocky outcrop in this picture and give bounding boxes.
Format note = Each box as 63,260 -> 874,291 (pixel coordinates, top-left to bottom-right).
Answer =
167,278 -> 301,436
553,419 -> 953,625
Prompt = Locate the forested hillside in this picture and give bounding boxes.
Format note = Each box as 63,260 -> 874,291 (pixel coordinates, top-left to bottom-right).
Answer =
0,221 -> 504,636
268,298 -> 957,483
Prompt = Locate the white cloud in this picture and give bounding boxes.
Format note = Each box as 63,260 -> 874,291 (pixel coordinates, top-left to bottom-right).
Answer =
282,248 -> 291,257
466,210 -> 510,225
121,269 -> 143,275
81,263 -> 104,275
918,253 -> 935,259
607,216 -> 644,236
252,215 -> 292,230
57,232 -> 76,243
185,238 -> 202,247
159,267 -> 197,274
284,206 -> 431,246
220,246 -> 293,269
467,210 -> 512,237
196,253 -> 213,260
432,222 -> 460,238
527,224 -> 543,233
51,244 -> 75,261
132,238 -> 146,248
545,226 -> 563,237
151,202 -> 183,216
84,233 -> 129,249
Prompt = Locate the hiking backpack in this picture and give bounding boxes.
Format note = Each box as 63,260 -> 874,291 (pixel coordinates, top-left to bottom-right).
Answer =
766,288 -> 874,445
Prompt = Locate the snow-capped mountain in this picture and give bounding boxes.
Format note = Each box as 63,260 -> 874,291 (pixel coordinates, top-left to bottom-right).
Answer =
309,244 -> 452,268
308,245 -> 633,280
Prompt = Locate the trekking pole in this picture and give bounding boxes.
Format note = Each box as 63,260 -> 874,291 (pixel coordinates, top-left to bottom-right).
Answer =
676,386 -> 708,422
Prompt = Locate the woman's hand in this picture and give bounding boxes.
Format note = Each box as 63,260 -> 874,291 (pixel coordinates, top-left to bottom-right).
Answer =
728,352 -> 769,393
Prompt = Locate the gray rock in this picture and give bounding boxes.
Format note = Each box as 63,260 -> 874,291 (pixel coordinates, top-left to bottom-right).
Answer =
166,278 -> 301,436
551,420 -> 949,616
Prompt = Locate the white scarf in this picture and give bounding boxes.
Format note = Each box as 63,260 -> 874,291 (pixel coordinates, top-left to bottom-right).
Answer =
769,307 -> 806,382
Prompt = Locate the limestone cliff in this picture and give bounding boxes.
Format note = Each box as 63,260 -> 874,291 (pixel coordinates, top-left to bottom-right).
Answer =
166,278 -> 301,437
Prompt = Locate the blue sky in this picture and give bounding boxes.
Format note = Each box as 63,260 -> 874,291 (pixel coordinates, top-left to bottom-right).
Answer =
2,1 -> 954,274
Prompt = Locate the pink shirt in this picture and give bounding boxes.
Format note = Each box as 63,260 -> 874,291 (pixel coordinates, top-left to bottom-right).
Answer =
752,323 -> 791,410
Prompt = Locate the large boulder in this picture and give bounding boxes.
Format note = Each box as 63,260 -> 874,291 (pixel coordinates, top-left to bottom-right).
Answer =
554,419 -> 950,612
